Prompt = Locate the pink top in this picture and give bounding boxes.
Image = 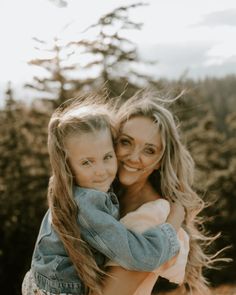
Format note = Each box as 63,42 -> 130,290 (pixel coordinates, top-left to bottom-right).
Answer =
107,199 -> 189,295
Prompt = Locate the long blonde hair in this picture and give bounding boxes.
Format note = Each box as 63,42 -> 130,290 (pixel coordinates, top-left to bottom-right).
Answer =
115,90 -> 222,294
47,96 -> 116,294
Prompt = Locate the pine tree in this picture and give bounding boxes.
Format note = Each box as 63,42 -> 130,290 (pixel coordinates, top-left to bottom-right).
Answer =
69,2 -> 154,98
25,37 -> 84,108
0,90 -> 50,293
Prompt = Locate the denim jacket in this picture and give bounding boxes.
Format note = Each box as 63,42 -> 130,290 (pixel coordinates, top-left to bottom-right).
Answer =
31,186 -> 180,294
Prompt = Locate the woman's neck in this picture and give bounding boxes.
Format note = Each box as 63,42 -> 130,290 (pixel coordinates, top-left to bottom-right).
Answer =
119,181 -> 161,217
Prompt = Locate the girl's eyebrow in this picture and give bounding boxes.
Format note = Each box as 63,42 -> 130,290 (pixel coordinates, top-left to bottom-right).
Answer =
105,151 -> 115,155
79,151 -> 114,161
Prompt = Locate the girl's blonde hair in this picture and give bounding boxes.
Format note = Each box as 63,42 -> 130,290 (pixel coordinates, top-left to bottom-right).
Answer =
115,90 -> 222,295
47,96 -> 116,295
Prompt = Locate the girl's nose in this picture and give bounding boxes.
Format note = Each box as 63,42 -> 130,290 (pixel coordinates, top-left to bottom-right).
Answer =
94,164 -> 107,176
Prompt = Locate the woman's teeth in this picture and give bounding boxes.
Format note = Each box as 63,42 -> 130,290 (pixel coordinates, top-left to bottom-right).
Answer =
123,164 -> 139,172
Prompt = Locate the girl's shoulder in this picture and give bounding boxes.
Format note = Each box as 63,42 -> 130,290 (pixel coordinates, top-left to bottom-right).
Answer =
74,186 -> 108,198
73,186 -> 119,213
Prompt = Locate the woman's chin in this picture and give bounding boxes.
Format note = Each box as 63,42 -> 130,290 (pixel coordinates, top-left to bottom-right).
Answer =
118,171 -> 139,186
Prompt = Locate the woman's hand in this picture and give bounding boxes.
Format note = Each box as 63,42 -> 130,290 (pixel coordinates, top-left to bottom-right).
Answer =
166,201 -> 185,232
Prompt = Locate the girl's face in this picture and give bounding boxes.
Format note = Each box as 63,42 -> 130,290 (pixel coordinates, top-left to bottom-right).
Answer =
116,116 -> 163,187
66,129 -> 117,193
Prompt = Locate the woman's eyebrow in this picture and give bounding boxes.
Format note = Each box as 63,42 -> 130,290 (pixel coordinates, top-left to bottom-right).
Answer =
145,143 -> 158,148
120,133 -> 134,140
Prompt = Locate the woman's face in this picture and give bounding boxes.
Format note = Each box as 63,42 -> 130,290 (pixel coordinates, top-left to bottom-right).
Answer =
116,116 -> 163,187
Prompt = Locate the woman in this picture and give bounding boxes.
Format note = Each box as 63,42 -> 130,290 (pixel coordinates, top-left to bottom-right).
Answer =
97,90 -> 215,295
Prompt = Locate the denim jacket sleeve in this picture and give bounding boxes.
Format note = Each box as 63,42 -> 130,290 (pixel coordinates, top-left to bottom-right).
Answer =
75,187 -> 180,272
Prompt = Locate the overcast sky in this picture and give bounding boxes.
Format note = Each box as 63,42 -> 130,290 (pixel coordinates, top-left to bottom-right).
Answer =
1,0 -> 236,101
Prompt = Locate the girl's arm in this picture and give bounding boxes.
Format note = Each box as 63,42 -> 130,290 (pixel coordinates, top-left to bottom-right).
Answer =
76,188 -> 180,272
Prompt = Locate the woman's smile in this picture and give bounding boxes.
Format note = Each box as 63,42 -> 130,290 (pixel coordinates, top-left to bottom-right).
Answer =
122,162 -> 141,172
116,116 -> 163,187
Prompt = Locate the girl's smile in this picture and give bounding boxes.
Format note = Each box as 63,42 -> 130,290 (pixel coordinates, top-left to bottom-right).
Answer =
66,129 -> 117,192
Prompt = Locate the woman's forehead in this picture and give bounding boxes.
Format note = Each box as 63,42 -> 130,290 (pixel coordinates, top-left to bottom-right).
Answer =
120,116 -> 162,148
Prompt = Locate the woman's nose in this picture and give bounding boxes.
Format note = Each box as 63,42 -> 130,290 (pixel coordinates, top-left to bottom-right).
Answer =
126,148 -> 141,162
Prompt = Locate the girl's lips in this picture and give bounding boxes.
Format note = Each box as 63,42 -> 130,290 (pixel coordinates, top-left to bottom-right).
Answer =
94,178 -> 109,184
122,163 -> 140,172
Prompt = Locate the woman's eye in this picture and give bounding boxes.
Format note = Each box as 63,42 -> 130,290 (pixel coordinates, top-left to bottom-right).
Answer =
144,148 -> 155,155
119,138 -> 131,146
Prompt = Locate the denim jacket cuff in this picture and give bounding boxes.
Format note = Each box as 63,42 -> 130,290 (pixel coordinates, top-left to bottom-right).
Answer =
160,223 -> 180,257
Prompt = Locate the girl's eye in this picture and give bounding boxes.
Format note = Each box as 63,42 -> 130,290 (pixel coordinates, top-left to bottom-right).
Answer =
81,160 -> 91,166
104,154 -> 113,160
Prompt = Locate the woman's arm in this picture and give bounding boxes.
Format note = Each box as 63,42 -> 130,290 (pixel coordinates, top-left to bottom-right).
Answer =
92,267 -> 149,295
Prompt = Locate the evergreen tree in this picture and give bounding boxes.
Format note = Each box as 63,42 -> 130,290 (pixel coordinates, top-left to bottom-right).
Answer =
69,2 -> 154,98
177,82 -> 236,285
0,92 -> 50,294
25,37 -> 84,108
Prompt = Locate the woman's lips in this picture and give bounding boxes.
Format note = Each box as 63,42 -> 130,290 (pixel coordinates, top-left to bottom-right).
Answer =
122,163 -> 140,172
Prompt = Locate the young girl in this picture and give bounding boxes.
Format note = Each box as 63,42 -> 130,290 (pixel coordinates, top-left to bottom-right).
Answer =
22,97 -> 184,295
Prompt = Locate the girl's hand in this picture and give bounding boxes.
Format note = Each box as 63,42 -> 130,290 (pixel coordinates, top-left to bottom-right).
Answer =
166,201 -> 185,232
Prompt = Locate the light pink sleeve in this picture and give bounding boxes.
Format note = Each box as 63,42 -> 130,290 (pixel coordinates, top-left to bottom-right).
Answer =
106,199 -> 190,285
157,227 -> 189,284
120,199 -> 170,232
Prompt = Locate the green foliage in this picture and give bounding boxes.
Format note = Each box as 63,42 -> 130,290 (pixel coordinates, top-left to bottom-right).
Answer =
0,98 -> 50,294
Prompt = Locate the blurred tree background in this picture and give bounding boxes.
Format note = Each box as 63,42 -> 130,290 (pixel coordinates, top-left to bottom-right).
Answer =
0,3 -> 235,295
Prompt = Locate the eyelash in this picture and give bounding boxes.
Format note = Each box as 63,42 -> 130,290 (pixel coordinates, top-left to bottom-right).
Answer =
119,138 -> 131,146
104,154 -> 113,160
82,160 -> 91,166
119,138 -> 156,155
144,148 -> 155,155
81,154 -> 113,166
